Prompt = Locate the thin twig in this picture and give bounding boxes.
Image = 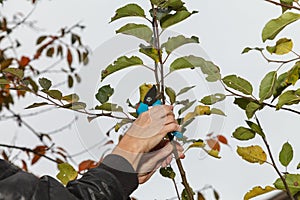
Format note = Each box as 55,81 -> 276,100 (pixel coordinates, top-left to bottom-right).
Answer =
264,0 -> 300,11
0,143 -> 58,164
47,116 -> 78,135
260,51 -> 300,64
255,117 -> 294,199
172,178 -> 181,199
223,85 -> 300,115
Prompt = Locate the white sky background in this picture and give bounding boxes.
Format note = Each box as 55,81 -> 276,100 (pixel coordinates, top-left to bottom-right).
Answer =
1,0 -> 300,199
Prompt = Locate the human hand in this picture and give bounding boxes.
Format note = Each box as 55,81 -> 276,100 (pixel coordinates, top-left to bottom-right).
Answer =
112,105 -> 181,170
137,141 -> 184,184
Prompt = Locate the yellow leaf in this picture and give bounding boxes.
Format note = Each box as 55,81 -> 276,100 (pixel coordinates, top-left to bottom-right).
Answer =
208,149 -> 221,159
244,186 -> 276,200
187,140 -> 205,150
139,83 -> 153,102
56,163 -> 78,185
183,112 -> 195,123
194,105 -> 211,115
267,38 -> 293,55
237,145 -> 267,164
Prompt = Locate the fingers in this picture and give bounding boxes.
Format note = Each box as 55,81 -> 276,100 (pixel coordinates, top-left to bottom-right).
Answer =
150,142 -> 184,163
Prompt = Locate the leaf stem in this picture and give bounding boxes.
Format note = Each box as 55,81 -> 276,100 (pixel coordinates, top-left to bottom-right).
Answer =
255,117 -> 294,199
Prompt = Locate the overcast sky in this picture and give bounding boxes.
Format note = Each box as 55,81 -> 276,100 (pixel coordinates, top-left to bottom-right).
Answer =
1,0 -> 300,199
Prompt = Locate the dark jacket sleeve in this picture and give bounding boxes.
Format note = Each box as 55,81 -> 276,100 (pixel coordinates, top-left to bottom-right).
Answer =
0,155 -> 138,200
67,154 -> 139,200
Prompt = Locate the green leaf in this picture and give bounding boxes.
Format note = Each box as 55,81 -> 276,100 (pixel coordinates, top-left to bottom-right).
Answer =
259,71 -> 277,102
234,98 -> 251,110
0,79 -> 10,84
178,100 -> 196,115
38,78 -> 52,90
25,102 -> 49,109
68,75 -> 74,88
116,23 -> 153,43
162,35 -> 199,54
223,75 -> 253,95
95,103 -> 123,112
3,68 -> 24,79
95,85 -> 114,104
246,102 -> 262,119
241,47 -> 264,54
101,56 -> 143,81
233,127 -> 256,141
244,186 -> 276,200
274,174 -> 300,195
160,0 -> 185,11
266,38 -> 293,55
139,44 -> 160,62
246,121 -> 265,138
280,0 -> 293,13
63,102 -> 87,110
56,163 -> 78,185
62,93 -> 80,103
262,12 -> 300,42
177,85 -> 195,96
170,55 -> 221,82
237,145 -> 267,164
166,87 -> 176,105
279,142 -> 293,167
286,62 -> 300,85
45,90 -> 63,100
297,163 -> 300,169
0,58 -> 13,70
181,187 -> 195,200
159,166 -> 176,179
160,10 -> 197,29
276,89 -> 300,109
200,93 -> 226,105
273,72 -> 291,100
111,4 -> 145,22
210,108 -> 226,116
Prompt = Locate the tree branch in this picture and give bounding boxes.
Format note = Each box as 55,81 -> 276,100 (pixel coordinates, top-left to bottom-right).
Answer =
264,0 -> 300,11
0,143 -> 58,164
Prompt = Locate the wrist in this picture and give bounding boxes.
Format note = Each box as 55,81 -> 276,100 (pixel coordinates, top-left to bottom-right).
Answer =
112,135 -> 145,170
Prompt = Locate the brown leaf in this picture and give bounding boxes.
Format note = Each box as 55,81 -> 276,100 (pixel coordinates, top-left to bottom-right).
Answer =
31,155 -> 41,165
198,192 -> 205,200
78,159 -> 98,172
0,58 -> 13,70
217,135 -> 228,145
206,139 -> 220,151
19,56 -> 30,68
67,48 -> 73,66
31,145 -> 47,165
1,150 -> 9,161
21,160 -> 28,171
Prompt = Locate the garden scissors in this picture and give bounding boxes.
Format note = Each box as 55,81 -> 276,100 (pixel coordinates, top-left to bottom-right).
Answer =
136,85 -> 183,139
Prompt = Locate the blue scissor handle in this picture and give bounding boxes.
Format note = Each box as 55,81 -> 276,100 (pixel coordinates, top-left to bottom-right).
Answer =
136,99 -> 183,139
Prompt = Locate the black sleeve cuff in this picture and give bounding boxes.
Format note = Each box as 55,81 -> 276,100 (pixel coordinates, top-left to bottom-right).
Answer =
99,154 -> 138,198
